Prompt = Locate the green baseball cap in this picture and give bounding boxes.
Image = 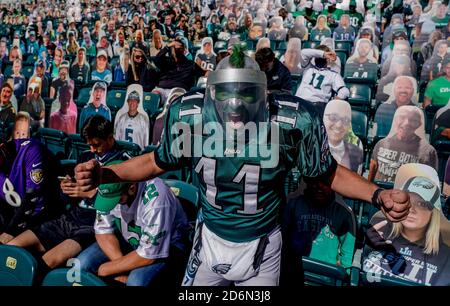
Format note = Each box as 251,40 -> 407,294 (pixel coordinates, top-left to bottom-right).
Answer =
94,160 -> 129,213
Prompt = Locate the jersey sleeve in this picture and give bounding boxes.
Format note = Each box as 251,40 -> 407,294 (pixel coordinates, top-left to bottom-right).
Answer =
136,182 -> 175,259
296,106 -> 336,177
154,100 -> 192,171
332,74 -> 350,100
300,49 -> 325,69
94,211 -> 116,234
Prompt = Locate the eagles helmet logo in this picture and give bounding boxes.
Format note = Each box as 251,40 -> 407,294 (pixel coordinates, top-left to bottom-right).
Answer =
212,264 -> 232,275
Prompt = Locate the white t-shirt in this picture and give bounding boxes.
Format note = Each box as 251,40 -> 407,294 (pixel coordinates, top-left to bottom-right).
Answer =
95,178 -> 188,260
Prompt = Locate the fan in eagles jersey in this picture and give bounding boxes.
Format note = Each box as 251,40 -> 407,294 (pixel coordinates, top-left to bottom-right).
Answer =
194,37 -> 217,77
114,84 -> 150,150
75,45 -> 412,286
295,45 -> 349,117
77,159 -> 189,286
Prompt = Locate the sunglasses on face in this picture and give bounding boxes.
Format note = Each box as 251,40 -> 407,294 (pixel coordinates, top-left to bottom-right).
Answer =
135,55 -> 143,59
325,113 -> 351,125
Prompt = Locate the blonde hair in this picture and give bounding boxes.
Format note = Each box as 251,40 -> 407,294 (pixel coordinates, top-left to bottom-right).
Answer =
389,209 -> 441,255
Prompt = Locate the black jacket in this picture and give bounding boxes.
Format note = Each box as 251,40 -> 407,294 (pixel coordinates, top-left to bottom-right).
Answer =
265,59 -> 293,93
154,46 -> 196,91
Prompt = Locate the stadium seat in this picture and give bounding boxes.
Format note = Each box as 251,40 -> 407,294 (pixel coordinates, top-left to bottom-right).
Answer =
343,62 -> 378,85
22,66 -> 34,80
23,54 -> 38,66
302,41 -> 318,49
67,133 -> 90,160
3,64 -> 12,78
290,74 -> 302,95
351,110 -> 368,145
43,98 -> 54,128
163,179 -> 200,242
424,104 -> 443,136
75,87 -> 92,110
106,89 -> 126,120
42,268 -> 107,286
245,39 -> 257,51
116,139 -> 142,156
38,128 -> 70,160
335,51 -> 347,76
109,81 -> 127,90
432,140 -> 450,182
301,256 -> 349,286
335,41 -> 352,56
143,92 -> 162,120
163,179 -> 199,209
347,83 -> 372,115
0,245 -> 37,286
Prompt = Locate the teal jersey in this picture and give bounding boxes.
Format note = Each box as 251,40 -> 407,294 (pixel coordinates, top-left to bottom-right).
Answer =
154,90 -> 336,242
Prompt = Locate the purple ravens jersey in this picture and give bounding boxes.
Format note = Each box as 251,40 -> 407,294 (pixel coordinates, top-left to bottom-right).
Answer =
0,139 -> 45,211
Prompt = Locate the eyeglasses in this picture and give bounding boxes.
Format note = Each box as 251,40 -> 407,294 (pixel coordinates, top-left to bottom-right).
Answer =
324,113 -> 351,125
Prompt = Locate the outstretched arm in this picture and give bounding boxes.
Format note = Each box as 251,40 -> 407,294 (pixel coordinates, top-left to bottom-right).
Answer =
330,165 -> 410,222
75,152 -> 165,192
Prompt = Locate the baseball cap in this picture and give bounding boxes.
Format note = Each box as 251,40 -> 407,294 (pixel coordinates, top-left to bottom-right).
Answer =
392,30 -> 408,40
60,60 -> 70,70
97,49 -> 108,59
95,160 -> 130,213
395,163 -> 442,211
360,28 -> 372,36
401,176 -> 441,210
127,90 -> 140,101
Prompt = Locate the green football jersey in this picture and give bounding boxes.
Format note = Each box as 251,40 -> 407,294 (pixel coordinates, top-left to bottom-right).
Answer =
155,90 -> 336,242
425,76 -> 450,107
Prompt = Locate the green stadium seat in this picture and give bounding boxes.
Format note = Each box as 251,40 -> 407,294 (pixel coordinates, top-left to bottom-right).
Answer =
344,62 -> 378,85
347,83 -> 372,115
23,54 -> 38,66
143,92 -> 162,120
42,268 -> 106,286
335,41 -> 352,56
163,179 -> 199,209
67,133 -> 90,160
351,110 -> 368,145
38,128 -> 70,160
106,89 -> 126,120
302,257 -> 349,286
75,87 -> 92,110
22,66 -> 34,80
290,74 -> 302,95
245,39 -> 257,51
0,245 -> 37,286
302,41 -> 318,49
4,64 -> 12,78
163,179 -> 199,242
335,51 -> 347,76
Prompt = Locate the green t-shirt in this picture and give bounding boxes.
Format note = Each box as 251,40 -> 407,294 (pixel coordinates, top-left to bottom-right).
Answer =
154,90 -> 336,242
432,16 -> 450,28
425,76 -> 450,107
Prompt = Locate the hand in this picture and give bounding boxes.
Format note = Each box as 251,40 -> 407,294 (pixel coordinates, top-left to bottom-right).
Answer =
0,233 -> 14,244
61,179 -> 85,198
366,220 -> 392,248
74,159 -> 101,192
378,189 -> 411,222
324,51 -> 336,62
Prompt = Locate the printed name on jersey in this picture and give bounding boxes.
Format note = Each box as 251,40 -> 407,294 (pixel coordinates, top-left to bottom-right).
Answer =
30,169 -> 43,184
